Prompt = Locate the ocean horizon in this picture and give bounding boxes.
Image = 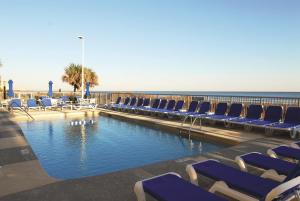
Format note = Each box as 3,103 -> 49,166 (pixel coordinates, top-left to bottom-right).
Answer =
94,91 -> 300,98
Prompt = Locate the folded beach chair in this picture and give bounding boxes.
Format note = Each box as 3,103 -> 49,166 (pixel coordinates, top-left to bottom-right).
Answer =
235,152 -> 299,182
134,172 -> 227,201
168,101 -> 199,118
267,145 -> 300,161
265,107 -> 300,138
9,99 -> 24,110
74,98 -> 98,110
186,159 -> 300,201
245,105 -> 283,128
26,99 -> 40,111
228,104 -> 263,125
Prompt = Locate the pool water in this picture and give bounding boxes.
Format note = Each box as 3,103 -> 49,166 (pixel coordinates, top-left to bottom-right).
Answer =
19,116 -> 227,179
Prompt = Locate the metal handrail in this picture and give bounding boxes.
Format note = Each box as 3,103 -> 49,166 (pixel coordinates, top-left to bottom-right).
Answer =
9,102 -> 35,120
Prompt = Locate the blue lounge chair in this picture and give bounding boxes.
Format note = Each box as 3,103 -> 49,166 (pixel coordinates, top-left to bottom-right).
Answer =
182,101 -> 211,125
245,105 -> 283,128
132,98 -> 151,112
265,107 -> 300,138
41,98 -> 55,110
186,159 -> 300,201
26,99 -> 40,111
168,100 -> 199,118
126,97 -> 144,111
203,102 -> 228,119
113,97 -> 130,110
205,103 -> 242,121
134,172 -> 227,201
235,152 -> 299,182
110,97 -> 122,108
60,96 -> 70,103
153,99 -> 176,114
267,145 -> 300,161
228,104 -> 263,125
148,99 -> 167,114
138,98 -> 161,113
9,99 -> 24,110
122,97 -> 137,110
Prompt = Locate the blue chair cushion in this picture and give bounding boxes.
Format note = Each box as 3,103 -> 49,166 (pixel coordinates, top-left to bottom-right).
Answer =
246,105 -> 263,119
268,122 -> 299,129
192,160 -> 280,199
27,99 -> 37,107
215,103 -> 228,115
143,173 -> 227,201
247,120 -> 273,126
174,100 -> 184,111
284,107 -> 300,124
272,146 -> 300,161
241,153 -> 297,175
229,118 -> 256,123
227,103 -> 243,117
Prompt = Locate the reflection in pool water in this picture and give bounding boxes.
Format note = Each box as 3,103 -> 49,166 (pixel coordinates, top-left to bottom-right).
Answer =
19,116 -> 228,179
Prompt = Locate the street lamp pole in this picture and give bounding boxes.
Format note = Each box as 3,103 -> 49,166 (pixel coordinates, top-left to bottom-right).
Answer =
78,36 -> 85,99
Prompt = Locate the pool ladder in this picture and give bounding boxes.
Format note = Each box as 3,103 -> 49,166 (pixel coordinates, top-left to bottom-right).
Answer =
179,116 -> 203,141
9,102 -> 35,120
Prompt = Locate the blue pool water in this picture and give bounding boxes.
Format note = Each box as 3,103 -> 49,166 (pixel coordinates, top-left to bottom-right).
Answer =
19,116 -> 227,179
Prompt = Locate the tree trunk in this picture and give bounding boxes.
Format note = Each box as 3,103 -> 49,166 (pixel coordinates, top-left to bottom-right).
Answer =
73,85 -> 76,92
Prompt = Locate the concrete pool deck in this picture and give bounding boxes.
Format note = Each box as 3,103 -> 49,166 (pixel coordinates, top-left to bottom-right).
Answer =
0,109 -> 297,201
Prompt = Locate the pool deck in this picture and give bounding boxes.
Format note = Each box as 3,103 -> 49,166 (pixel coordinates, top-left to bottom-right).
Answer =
0,108 -> 297,201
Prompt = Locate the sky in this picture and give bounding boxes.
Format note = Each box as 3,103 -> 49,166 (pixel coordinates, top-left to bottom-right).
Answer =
0,0 -> 299,92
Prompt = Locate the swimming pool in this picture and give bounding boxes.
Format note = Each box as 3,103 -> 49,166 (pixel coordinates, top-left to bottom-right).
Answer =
19,116 -> 228,179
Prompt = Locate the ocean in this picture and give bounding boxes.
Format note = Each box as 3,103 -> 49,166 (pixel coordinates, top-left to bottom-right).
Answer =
97,91 -> 300,98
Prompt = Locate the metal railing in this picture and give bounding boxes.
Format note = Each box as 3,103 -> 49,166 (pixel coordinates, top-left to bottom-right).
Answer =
9,102 -> 35,120
4,91 -> 300,110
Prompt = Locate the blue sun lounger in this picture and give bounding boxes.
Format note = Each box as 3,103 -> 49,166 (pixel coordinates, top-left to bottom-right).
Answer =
110,97 -> 122,108
26,99 -> 40,111
265,107 -> 300,138
138,98 -> 161,113
245,105 -> 283,128
122,97 -> 137,111
9,99 -> 24,110
186,159 -> 300,201
132,98 -> 151,112
168,100 -> 199,118
228,104 -> 264,125
113,97 -> 130,110
206,103 -> 242,121
153,99 -> 176,114
267,145 -> 300,161
125,97 -> 144,111
134,172 -> 227,201
182,102 -> 211,125
148,99 -> 168,114
41,98 -> 55,110
235,152 -> 299,182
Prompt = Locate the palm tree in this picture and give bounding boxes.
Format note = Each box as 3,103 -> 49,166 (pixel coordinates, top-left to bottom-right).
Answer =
62,63 -> 99,92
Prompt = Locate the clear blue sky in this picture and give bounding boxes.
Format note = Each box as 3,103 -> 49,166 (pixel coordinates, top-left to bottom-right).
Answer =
0,0 -> 299,91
